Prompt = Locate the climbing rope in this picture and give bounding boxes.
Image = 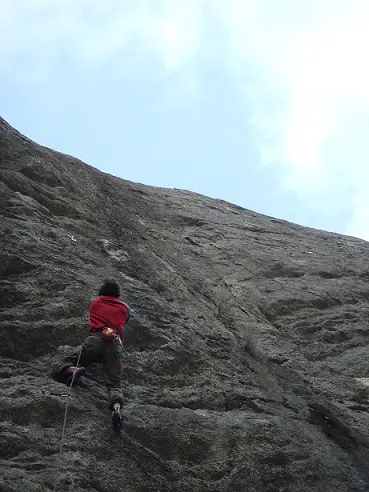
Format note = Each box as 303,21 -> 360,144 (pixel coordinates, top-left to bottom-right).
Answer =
116,336 -> 129,357
52,336 -> 128,490
53,344 -> 84,492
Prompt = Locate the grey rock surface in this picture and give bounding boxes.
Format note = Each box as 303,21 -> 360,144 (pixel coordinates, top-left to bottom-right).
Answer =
1,116 -> 369,491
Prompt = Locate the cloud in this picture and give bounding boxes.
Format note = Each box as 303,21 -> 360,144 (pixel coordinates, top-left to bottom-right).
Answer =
0,1 -> 203,73
213,0 -> 369,239
2,0 -> 369,239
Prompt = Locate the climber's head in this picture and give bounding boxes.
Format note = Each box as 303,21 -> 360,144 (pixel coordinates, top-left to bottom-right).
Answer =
99,279 -> 120,298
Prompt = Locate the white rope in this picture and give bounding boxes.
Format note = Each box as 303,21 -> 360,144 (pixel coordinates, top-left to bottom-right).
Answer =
53,344 -> 84,492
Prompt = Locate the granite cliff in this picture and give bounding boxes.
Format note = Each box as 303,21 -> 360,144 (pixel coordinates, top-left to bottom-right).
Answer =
1,117 -> 369,491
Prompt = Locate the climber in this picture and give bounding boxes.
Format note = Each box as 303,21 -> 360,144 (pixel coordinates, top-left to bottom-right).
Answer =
51,279 -> 130,428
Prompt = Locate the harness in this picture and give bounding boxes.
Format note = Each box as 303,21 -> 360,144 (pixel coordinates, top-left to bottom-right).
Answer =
93,326 -> 129,357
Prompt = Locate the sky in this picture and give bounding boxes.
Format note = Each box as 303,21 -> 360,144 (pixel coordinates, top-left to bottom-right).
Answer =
1,1 -> 369,240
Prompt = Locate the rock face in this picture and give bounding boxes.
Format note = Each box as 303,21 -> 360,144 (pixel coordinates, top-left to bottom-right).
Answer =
1,116 -> 369,492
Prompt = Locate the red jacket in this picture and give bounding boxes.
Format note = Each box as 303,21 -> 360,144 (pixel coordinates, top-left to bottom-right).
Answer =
89,296 -> 130,337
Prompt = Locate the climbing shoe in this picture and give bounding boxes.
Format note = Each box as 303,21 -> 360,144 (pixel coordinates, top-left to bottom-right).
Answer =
65,367 -> 86,387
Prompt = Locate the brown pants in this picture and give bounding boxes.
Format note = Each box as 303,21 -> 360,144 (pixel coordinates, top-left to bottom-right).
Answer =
51,332 -> 123,409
